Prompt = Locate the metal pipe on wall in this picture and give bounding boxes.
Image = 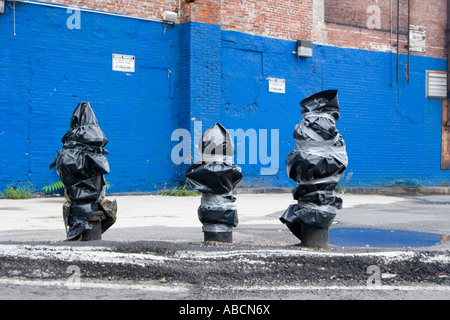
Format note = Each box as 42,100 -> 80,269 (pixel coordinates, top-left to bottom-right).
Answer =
396,0 -> 411,84
407,0 -> 410,83
447,0 -> 450,97
390,0 -> 393,47
397,0 -> 400,83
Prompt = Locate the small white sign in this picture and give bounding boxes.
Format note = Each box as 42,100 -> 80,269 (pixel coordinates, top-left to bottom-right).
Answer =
113,54 -> 135,73
268,78 -> 286,94
409,25 -> 426,53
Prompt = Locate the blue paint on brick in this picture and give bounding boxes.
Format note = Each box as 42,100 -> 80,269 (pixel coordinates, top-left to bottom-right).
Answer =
177,22 -> 223,171
0,3 -> 180,193
1,6 -> 449,193
218,26 -> 449,188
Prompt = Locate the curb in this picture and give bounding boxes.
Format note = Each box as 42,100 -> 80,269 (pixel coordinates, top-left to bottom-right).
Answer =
234,187 -> 450,196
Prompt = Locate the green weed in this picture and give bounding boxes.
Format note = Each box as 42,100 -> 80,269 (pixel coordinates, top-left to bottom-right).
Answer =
337,171 -> 353,194
41,181 -> 65,193
42,181 -> 110,194
161,182 -> 199,197
1,184 -> 36,199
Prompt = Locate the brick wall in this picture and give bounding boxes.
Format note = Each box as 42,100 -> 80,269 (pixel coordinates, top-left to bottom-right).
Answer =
320,0 -> 447,59
179,22 -> 223,159
218,0 -> 313,41
218,26 -> 449,188
44,0 -> 314,41
0,3 -> 180,193
2,1 -> 449,191
42,0 -> 446,58
180,0 -> 221,25
44,0 -> 179,20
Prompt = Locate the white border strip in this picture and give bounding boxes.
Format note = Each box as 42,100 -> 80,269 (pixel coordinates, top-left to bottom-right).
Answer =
1,278 -> 447,293
0,278 -> 188,292
209,284 -> 450,292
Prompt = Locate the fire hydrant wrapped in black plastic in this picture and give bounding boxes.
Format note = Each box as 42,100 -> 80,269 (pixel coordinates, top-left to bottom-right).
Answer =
185,123 -> 242,243
50,102 -> 117,241
280,90 -> 348,249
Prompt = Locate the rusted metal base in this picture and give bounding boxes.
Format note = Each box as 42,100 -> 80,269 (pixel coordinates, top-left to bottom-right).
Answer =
81,214 -> 104,241
301,224 -> 329,249
204,231 -> 233,243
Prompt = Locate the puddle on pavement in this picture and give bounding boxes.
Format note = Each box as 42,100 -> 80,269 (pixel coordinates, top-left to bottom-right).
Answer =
329,228 -> 448,248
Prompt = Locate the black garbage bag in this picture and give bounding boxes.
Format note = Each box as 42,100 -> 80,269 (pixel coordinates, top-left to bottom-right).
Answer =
50,102 -> 117,240
185,163 -> 242,194
197,123 -> 236,162
185,123 -> 242,234
280,90 -> 348,239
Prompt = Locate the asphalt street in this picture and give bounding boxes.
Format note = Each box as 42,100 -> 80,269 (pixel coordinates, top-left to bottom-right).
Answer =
0,191 -> 449,302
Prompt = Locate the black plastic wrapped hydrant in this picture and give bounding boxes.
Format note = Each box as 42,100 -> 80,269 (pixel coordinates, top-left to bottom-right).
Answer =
50,102 -> 117,241
185,123 -> 242,243
280,90 -> 348,249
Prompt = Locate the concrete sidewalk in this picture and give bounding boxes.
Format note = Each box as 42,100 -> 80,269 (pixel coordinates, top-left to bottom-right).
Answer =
0,192 -> 448,250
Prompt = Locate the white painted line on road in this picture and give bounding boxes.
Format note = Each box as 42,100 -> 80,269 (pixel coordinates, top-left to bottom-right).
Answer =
209,284 -> 450,292
1,277 -> 447,294
176,248 -> 450,264
1,244 -> 449,266
0,278 -> 189,292
0,244 -> 177,266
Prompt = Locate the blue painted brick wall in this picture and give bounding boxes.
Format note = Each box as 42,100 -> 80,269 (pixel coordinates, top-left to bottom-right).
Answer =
217,26 -> 449,188
177,22 -> 223,168
1,4 -> 449,194
0,3 -> 180,193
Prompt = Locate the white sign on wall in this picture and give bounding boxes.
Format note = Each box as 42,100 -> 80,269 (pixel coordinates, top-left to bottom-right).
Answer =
112,54 -> 135,72
409,25 -> 426,53
268,78 -> 286,94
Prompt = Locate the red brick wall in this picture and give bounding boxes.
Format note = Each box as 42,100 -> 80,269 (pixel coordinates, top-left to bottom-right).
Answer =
322,0 -> 447,59
44,0 -> 179,20
44,0 -> 313,40
180,0 -> 221,25
42,0 -> 446,58
218,0 -> 313,41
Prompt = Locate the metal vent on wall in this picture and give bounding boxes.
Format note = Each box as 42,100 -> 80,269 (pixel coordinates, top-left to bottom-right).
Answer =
426,71 -> 447,99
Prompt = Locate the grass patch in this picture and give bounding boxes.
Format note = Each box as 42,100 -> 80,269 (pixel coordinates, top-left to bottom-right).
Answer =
1,184 -> 36,199
337,171 -> 353,194
161,183 -> 199,197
